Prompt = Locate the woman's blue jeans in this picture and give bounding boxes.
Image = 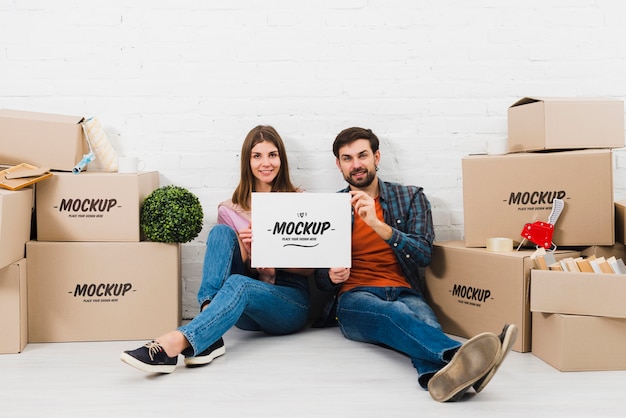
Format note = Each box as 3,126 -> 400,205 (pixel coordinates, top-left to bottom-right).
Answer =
178,224 -> 310,356
336,286 -> 462,389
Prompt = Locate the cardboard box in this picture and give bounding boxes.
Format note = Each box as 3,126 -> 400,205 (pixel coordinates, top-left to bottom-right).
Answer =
615,200 -> 626,245
26,241 -> 181,342
0,259 -> 27,354
0,187 -> 33,269
531,266 -> 626,371
581,242 -> 626,262
532,312 -> 626,371
530,269 -> 626,318
0,109 -> 87,172
507,97 -> 624,153
36,171 -> 159,242
462,149 -> 614,248
424,240 -> 579,352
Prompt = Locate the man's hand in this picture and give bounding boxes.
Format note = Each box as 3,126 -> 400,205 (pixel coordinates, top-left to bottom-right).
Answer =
350,190 -> 378,227
350,190 -> 393,240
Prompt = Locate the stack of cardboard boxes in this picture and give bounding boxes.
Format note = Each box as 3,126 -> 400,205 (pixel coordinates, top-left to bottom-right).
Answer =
0,109 -> 181,353
425,97 -> 626,370
0,187 -> 32,354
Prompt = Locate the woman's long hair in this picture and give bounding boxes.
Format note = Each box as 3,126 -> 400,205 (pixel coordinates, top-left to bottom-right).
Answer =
231,125 -> 298,210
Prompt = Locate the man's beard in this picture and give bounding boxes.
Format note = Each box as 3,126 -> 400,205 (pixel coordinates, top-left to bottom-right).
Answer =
344,168 -> 376,188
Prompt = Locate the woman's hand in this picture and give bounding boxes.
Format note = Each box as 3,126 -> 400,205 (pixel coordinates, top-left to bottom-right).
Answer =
257,267 -> 276,285
237,225 -> 253,257
329,267 -> 350,284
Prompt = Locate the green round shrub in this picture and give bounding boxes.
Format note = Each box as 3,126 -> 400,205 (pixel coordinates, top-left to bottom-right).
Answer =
140,185 -> 204,243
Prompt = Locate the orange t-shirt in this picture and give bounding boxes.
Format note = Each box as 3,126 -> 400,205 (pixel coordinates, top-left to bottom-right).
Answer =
340,197 -> 410,293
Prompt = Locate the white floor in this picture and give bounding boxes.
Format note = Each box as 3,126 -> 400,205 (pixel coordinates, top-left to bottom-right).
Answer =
1,326 -> 624,418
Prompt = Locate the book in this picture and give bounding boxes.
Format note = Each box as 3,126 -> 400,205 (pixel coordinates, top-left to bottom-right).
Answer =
607,256 -> 626,274
543,252 -> 557,269
531,248 -> 558,270
575,256 -> 594,273
563,257 -> 580,272
531,248 -> 548,270
548,262 -> 563,271
590,256 -> 614,274
589,257 -> 603,273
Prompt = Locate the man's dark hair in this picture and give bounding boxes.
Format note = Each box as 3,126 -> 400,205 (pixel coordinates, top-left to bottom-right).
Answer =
333,127 -> 380,158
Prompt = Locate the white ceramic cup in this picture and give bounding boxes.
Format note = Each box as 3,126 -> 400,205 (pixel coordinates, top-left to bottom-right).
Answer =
117,156 -> 145,173
484,137 -> 508,155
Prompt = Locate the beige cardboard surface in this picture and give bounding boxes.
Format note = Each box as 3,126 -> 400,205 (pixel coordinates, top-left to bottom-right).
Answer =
0,259 -> 27,354
507,97 -> 624,153
27,241 -> 181,343
0,109 -> 87,171
36,171 -> 159,242
462,149 -> 614,248
530,269 -> 626,318
532,312 -> 626,372
615,200 -> 626,245
0,188 -> 33,269
0,163 -> 53,191
424,240 -> 580,353
581,242 -> 626,262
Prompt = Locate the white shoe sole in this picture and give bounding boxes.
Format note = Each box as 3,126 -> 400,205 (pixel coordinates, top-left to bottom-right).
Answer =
184,345 -> 226,367
120,352 -> 177,374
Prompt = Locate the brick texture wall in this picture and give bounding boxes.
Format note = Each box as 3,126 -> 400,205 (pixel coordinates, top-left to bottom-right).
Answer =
2,1 -> 625,317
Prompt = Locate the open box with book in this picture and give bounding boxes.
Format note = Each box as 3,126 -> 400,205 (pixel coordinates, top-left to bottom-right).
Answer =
531,268 -> 626,371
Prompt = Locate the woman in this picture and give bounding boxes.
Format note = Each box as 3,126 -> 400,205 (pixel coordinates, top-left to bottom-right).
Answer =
121,125 -> 312,373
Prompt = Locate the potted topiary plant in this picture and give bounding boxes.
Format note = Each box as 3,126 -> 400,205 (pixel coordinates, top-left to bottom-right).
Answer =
140,185 -> 204,243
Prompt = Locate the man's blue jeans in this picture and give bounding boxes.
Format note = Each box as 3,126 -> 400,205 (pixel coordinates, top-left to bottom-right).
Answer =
336,286 -> 462,389
178,224 -> 310,356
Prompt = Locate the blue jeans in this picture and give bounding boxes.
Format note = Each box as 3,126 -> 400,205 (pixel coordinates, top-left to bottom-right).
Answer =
336,286 -> 462,389
178,224 -> 310,355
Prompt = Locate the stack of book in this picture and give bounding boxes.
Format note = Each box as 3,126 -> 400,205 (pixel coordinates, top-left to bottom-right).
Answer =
533,248 -> 626,274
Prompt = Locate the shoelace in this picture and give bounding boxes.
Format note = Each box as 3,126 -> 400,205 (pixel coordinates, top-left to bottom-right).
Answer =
144,341 -> 165,361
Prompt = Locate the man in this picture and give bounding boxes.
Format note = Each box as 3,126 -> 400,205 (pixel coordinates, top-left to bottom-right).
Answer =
315,127 -> 517,402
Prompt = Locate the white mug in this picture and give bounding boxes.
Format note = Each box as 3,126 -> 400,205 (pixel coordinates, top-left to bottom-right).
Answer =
117,156 -> 145,174
484,137 -> 508,155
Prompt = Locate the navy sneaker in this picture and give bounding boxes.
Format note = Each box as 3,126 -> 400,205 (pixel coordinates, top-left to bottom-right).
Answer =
183,338 -> 226,367
120,341 -> 177,373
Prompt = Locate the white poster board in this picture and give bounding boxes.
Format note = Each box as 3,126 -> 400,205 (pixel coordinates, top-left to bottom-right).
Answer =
251,192 -> 351,268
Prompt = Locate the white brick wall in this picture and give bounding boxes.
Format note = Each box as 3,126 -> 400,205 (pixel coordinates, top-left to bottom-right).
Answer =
2,1 -> 626,318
